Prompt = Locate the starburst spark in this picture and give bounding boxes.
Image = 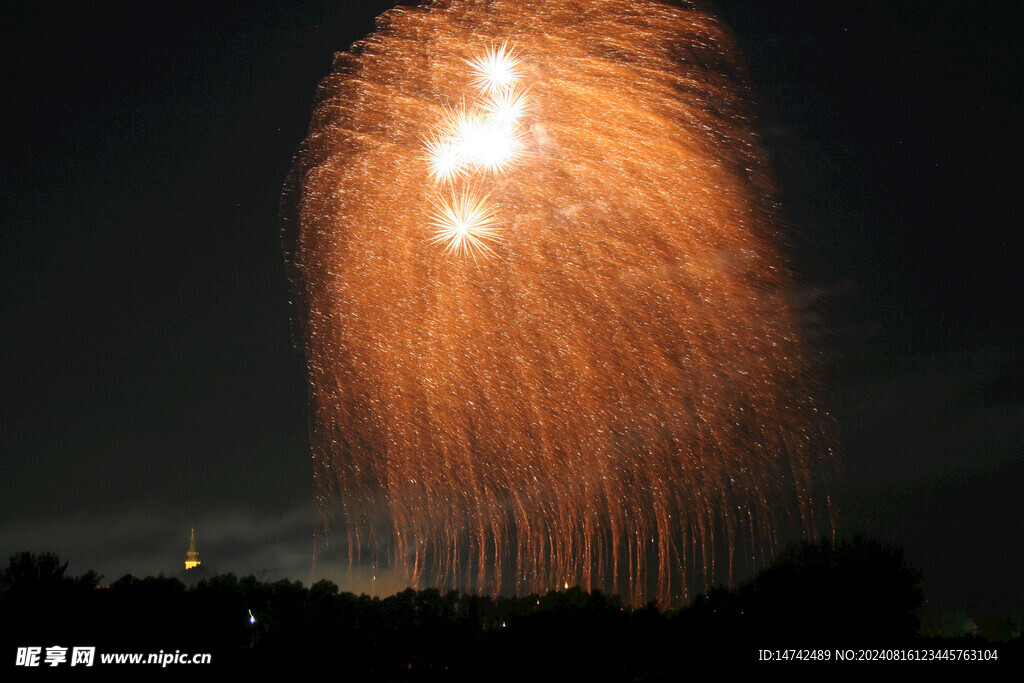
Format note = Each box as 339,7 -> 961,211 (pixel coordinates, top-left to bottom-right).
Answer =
468,42 -> 520,94
447,108 -> 522,174
481,85 -> 530,126
426,106 -> 524,181
429,189 -> 501,257
283,0 -> 838,606
424,136 -> 465,184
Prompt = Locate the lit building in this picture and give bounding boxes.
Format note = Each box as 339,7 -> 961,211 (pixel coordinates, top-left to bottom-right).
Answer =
184,528 -> 201,571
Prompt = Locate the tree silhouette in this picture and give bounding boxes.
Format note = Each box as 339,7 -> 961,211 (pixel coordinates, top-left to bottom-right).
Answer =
748,537 -> 924,643
0,551 -> 69,595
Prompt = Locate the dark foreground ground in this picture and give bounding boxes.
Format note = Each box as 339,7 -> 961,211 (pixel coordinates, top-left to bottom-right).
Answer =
2,539 -> 1020,681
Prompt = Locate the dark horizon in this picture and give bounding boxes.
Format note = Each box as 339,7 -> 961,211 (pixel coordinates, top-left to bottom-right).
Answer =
10,538 -> 1018,680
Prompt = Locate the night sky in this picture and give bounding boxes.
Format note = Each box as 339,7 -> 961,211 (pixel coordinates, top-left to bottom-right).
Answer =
2,1 -> 1021,616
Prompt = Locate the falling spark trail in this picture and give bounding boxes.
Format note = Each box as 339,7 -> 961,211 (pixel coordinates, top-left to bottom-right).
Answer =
283,0 -> 837,605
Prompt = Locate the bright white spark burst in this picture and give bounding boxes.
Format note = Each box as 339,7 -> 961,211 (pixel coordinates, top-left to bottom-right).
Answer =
426,106 -> 524,180
451,109 -> 522,173
429,189 -> 501,258
481,86 -> 529,125
425,136 -> 465,183
468,43 -> 521,94
422,43 -> 527,254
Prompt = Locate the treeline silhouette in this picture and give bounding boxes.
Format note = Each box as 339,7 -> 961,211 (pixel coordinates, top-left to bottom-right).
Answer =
1,538 -> 1018,680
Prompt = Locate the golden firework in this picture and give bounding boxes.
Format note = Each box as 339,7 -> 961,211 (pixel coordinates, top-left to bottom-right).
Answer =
284,0 -> 837,606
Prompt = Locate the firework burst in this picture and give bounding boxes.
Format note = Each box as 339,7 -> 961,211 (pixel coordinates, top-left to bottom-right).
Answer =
429,188 -> 501,258
283,0 -> 837,605
468,42 -> 521,95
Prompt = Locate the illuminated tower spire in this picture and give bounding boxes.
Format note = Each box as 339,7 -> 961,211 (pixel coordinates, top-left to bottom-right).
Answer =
184,528 -> 201,571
